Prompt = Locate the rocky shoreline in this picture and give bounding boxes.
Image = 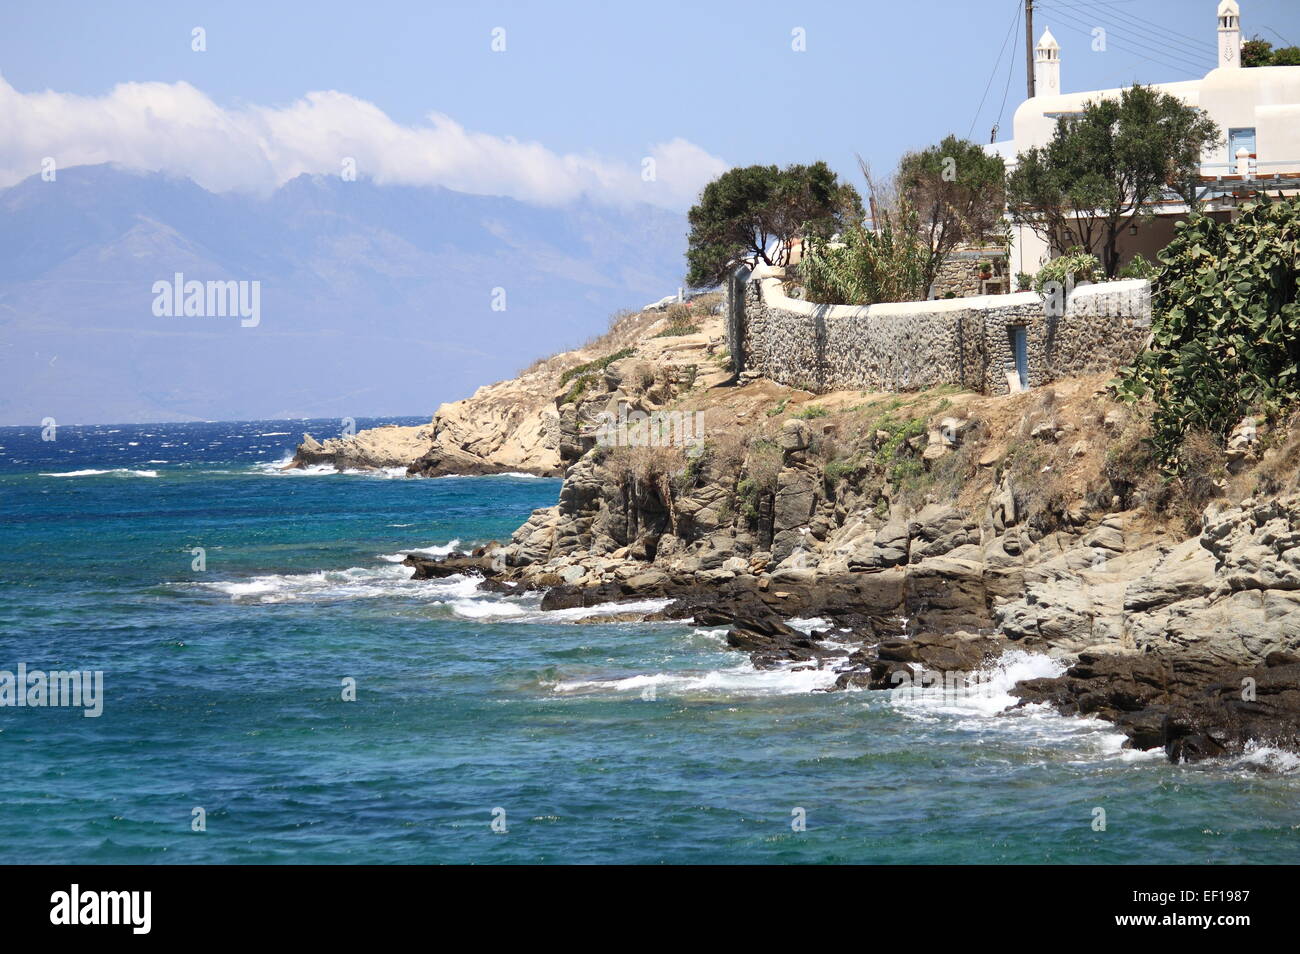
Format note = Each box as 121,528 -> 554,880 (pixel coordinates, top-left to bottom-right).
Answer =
405,511 -> 1300,764
320,298 -> 1299,765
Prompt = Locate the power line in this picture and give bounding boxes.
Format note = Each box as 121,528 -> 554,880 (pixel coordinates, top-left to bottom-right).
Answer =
1087,6 -> 1216,58
1038,4 -> 1212,64
996,5 -> 1023,136
1039,0 -> 1215,62
1264,26 -> 1296,47
968,0 -> 1025,140
1040,5 -> 1210,75
1094,3 -> 1220,50
1051,20 -> 1207,78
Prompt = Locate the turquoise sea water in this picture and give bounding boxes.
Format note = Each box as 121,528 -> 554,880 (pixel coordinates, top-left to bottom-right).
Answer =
0,419 -> 1297,864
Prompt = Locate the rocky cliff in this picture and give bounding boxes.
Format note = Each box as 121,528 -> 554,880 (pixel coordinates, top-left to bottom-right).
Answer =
287,298 -> 726,475
400,319 -> 1300,763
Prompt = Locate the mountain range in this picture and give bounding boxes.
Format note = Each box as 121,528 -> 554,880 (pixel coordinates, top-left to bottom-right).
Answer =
0,164 -> 688,424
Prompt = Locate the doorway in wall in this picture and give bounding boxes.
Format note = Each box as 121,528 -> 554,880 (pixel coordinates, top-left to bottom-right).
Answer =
1010,326 -> 1029,391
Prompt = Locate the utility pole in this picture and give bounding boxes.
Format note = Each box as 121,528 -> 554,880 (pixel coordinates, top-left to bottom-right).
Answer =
1025,0 -> 1035,100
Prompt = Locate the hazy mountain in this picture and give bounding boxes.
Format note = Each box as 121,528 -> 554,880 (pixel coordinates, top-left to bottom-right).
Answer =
0,164 -> 688,425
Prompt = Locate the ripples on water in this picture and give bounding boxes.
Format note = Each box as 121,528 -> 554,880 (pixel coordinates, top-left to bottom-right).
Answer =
0,420 -> 1296,864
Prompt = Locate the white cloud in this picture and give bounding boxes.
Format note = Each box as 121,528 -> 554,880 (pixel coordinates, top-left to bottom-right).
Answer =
0,74 -> 727,210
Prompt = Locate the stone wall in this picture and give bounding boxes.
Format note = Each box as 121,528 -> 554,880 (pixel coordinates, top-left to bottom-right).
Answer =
729,265 -> 1150,396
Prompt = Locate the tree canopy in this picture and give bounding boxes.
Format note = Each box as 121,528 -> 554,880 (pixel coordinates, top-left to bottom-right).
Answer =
1006,85 -> 1221,277
896,135 -> 1007,294
685,162 -> 861,288
1242,37 -> 1300,67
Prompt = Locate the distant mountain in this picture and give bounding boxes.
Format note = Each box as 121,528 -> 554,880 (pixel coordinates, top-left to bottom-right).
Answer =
0,165 -> 688,424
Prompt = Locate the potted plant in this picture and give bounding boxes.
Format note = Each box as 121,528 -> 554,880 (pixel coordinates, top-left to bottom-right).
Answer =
977,261 -> 993,280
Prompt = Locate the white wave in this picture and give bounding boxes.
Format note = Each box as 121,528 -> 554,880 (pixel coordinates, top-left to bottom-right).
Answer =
197,564 -> 415,602
192,565 -> 516,609
450,598 -> 528,619
554,657 -> 839,698
378,539 -> 468,563
251,456 -> 307,474
1234,742 -> 1300,774
787,616 -> 830,634
259,432 -> 291,437
340,466 -> 410,479
252,457 -> 411,478
526,597 -> 675,623
881,649 -> 1066,717
40,468 -> 158,478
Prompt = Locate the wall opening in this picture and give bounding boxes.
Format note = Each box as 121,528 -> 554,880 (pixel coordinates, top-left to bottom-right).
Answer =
1010,325 -> 1029,391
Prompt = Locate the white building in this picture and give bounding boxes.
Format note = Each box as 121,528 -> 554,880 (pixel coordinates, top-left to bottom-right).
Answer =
992,0 -> 1300,278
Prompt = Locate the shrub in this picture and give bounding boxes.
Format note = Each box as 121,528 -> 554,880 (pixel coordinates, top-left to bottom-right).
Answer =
736,439 -> 785,520
558,347 -> 635,388
799,202 -> 929,305
1032,246 -> 1100,294
1003,441 -> 1071,532
796,404 -> 829,419
823,455 -> 860,485
1118,253 -> 1156,281
1114,198 -> 1300,470
653,302 -> 701,338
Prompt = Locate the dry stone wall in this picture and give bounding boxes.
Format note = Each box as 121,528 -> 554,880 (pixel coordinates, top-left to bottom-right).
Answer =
730,265 -> 1150,396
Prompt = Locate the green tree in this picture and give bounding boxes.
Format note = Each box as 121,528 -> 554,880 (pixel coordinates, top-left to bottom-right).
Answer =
896,135 -> 1007,293
1007,85 -> 1221,278
1271,46 -> 1300,66
1241,36 -> 1274,67
685,162 -> 861,288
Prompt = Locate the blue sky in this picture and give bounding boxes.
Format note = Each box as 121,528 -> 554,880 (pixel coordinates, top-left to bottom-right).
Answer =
3,0 -> 1299,205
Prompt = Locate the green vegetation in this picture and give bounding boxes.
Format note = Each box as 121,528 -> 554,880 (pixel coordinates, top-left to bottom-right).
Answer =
795,404 -> 829,419
766,398 -> 789,418
653,302 -> 702,338
736,438 -> 785,520
1118,253 -> 1157,281
685,162 -> 862,288
1007,85 -> 1221,276
1115,198 -> 1300,470
870,415 -> 928,484
1032,246 -> 1100,294
822,455 -> 860,484
559,346 -> 635,404
1243,37 -> 1300,67
800,205 -> 929,305
897,134 -> 1008,293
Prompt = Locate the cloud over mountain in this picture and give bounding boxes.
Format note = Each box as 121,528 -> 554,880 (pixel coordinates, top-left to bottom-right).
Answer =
0,73 -> 726,210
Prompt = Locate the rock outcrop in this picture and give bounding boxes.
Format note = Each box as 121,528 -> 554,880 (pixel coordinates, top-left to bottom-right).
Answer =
291,424 -> 434,471
288,296 -> 727,476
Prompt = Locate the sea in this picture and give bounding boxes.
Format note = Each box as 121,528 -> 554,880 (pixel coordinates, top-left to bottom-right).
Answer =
0,419 -> 1296,864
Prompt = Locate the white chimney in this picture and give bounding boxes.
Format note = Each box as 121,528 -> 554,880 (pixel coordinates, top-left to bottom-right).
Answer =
1218,0 -> 1242,69
1034,28 -> 1061,96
